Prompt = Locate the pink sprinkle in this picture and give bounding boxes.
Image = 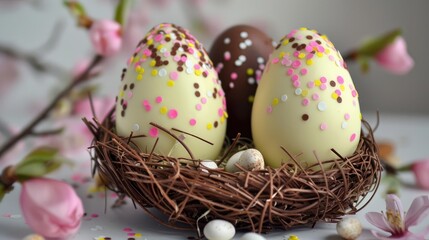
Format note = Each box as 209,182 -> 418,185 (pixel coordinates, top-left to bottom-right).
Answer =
154,34 -> 163,42
309,41 -> 318,47
266,106 -> 273,113
143,48 -> 151,56
170,71 -> 179,80
188,48 -> 194,54
201,97 -> 207,104
230,72 -> 238,80
350,133 -> 357,142
293,80 -> 301,88
312,93 -> 319,100
291,74 -> 299,82
173,55 -> 181,62
123,228 -> 133,232
168,109 -> 178,119
320,123 -> 328,131
189,118 -> 197,126
320,77 -> 327,83
292,60 -> 301,69
224,51 -> 231,61
181,56 -> 187,62
352,90 -> 357,97
306,53 -> 314,59
91,214 -> 99,218
293,51 -> 299,57
320,83 -> 327,90
329,55 -> 335,61
344,113 -> 350,120
155,96 -> 163,103
286,68 -> 294,76
194,64 -> 201,70
127,91 -> 133,99
127,233 -> 136,237
218,108 -> 224,117
302,98 -> 309,106
307,81 -> 315,88
163,52 -> 170,57
149,127 -> 158,137
300,68 -> 308,75
272,58 -> 279,64
196,104 -> 202,111
142,100 -> 149,106
215,63 -> 224,73
335,89 -> 342,96
305,45 -> 313,52
317,45 -> 325,52
144,105 -> 152,112
337,76 -> 344,84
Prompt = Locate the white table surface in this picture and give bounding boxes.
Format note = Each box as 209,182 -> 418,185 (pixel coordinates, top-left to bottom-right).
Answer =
1,112 -> 429,240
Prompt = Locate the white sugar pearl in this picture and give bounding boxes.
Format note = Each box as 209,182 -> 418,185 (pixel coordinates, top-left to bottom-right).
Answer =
240,232 -> 267,240
200,160 -> 218,173
204,219 -> 235,240
336,217 -> 362,240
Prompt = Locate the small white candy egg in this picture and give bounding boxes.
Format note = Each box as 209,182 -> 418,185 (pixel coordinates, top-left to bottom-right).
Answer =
226,149 -> 264,173
203,219 -> 236,240
200,160 -> 218,173
225,151 -> 244,172
240,232 -> 267,240
336,217 -> 362,240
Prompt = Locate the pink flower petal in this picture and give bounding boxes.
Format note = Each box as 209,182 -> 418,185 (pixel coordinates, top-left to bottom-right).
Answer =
366,212 -> 394,233
405,195 -> 429,228
375,37 -> 414,75
411,160 -> 429,190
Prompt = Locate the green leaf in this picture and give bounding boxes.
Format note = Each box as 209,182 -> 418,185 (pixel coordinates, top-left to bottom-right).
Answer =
114,0 -> 131,27
358,29 -> 402,57
64,0 -> 87,18
358,57 -> 370,73
0,185 -> 5,202
14,147 -> 68,180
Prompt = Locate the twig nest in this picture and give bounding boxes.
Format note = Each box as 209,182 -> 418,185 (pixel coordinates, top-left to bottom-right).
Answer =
203,219 -> 236,240
199,160 -> 218,173
336,217 -> 362,240
225,148 -> 264,172
239,232 -> 267,240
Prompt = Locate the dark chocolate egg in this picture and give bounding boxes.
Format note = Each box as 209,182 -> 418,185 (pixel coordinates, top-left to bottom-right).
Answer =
209,25 -> 274,140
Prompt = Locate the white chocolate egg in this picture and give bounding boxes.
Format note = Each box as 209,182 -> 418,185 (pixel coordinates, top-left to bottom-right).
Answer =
240,232 -> 267,240
115,23 -> 228,160
203,219 -> 236,240
251,28 -> 361,168
225,148 -> 264,172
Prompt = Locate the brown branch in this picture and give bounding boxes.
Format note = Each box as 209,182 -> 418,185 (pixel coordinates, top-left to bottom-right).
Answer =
0,55 -> 104,161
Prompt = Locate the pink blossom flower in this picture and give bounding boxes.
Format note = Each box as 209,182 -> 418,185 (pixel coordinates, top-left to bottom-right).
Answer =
89,20 -> 122,57
411,159 -> 429,190
72,96 -> 114,120
375,36 -> 414,75
20,178 -> 84,239
366,194 -> 429,239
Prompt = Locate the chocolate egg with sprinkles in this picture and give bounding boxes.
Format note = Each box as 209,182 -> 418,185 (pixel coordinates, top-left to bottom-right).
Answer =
251,28 -> 361,168
209,25 -> 274,140
115,23 -> 227,160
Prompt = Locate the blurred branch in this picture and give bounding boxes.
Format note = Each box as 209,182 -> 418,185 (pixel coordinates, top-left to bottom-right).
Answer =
29,127 -> 64,137
0,55 -> 104,161
34,21 -> 66,55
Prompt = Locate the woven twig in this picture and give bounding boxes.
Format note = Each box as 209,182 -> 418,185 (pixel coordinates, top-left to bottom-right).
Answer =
84,111 -> 381,234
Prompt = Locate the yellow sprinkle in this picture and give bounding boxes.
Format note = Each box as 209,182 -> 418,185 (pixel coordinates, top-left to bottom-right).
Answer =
316,52 -> 324,57
150,60 -> 156,67
195,69 -> 202,76
147,39 -> 153,45
134,233 -> 142,237
197,51 -> 202,57
223,111 -> 229,118
282,39 -> 289,45
314,79 -> 321,86
331,93 -> 338,99
188,42 -> 195,48
340,85 -> 345,91
272,98 -> 279,106
119,90 -> 124,98
133,57 -> 139,64
360,113 -> 363,119
136,74 -> 143,81
302,89 -> 308,97
151,69 -> 158,76
165,33 -> 170,39
306,59 -> 313,65
220,116 -> 225,123
207,123 -> 213,130
299,27 -> 308,31
167,80 -> 175,87
160,106 -> 168,114
298,53 -> 306,59
279,52 -> 286,58
156,44 -> 164,50
248,95 -> 254,103
246,68 -> 254,76
288,235 -> 300,240
325,49 -> 330,54
135,65 -> 141,73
